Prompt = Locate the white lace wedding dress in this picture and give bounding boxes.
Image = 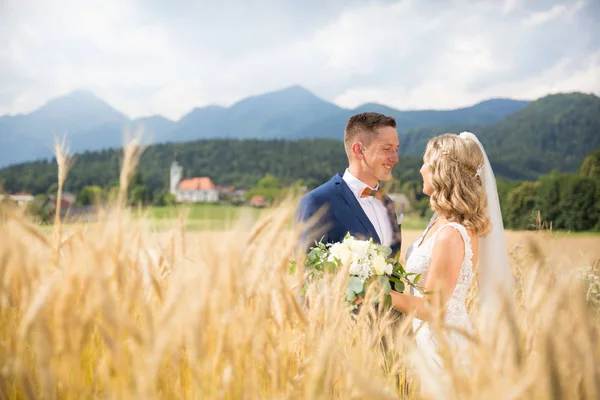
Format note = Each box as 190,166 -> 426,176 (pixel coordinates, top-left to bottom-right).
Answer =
404,221 -> 475,369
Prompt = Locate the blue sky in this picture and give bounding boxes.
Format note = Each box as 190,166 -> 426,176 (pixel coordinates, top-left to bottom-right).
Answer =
1,0 -> 598,119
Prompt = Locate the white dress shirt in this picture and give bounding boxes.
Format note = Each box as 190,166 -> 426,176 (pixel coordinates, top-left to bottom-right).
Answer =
342,169 -> 394,246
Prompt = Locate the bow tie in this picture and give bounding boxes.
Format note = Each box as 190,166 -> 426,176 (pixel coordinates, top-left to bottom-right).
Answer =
361,187 -> 385,200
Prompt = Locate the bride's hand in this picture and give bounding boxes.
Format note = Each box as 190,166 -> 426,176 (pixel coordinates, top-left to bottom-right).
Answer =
390,290 -> 402,301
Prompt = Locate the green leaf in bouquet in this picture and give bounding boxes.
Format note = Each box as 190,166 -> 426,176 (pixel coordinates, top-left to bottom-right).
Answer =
323,261 -> 338,273
346,288 -> 356,302
394,281 -> 405,293
289,260 -> 297,275
377,276 -> 392,295
413,274 -> 421,285
381,246 -> 392,257
383,293 -> 392,310
347,276 -> 363,296
388,249 -> 402,264
392,263 -> 406,276
367,276 -> 392,305
307,248 -> 321,264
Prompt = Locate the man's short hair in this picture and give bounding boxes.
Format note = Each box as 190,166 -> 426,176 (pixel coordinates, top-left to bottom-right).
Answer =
344,112 -> 397,156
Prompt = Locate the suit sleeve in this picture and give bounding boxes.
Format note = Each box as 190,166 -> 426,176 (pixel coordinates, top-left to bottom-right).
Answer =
294,193 -> 326,255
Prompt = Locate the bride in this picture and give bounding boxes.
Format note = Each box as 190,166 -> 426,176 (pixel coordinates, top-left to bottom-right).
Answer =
389,132 -> 514,370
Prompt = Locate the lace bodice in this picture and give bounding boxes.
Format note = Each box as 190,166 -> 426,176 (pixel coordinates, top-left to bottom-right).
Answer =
405,222 -> 474,329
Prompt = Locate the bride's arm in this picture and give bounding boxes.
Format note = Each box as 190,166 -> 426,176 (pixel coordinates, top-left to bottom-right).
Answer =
390,227 -> 465,321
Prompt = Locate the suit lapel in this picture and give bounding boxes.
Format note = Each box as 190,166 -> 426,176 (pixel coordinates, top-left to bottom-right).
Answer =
333,174 -> 381,243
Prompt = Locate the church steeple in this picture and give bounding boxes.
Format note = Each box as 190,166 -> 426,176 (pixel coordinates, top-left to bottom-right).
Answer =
170,161 -> 183,195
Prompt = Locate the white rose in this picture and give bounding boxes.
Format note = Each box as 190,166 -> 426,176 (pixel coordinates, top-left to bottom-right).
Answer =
348,260 -> 362,276
348,239 -> 370,260
328,243 -> 353,267
384,262 -> 393,276
372,255 -> 388,275
351,260 -> 371,281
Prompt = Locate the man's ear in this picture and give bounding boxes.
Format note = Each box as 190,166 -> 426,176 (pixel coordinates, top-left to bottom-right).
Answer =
351,142 -> 363,160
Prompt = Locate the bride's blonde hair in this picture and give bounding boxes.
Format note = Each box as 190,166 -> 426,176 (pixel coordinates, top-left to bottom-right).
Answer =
424,133 -> 491,236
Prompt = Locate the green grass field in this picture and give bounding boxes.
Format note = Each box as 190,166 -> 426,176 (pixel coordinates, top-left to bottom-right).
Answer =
45,202 -> 599,236
147,205 -> 599,235
37,203 -> 429,233
146,203 -> 430,231
146,203 -> 264,231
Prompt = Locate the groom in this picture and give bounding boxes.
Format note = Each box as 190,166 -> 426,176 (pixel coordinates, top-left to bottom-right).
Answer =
295,112 -> 402,257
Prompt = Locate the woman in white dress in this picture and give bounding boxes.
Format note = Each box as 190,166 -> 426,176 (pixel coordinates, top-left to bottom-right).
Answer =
389,132 -> 513,370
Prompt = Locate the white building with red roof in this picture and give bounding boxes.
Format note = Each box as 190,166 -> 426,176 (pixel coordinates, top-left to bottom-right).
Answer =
0,192 -> 35,206
169,161 -> 219,203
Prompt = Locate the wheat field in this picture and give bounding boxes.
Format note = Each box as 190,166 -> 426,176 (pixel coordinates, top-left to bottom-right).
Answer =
1,199 -> 599,399
1,143 -> 599,399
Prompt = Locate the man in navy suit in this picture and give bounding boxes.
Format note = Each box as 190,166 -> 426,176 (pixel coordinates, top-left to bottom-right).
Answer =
295,112 -> 402,257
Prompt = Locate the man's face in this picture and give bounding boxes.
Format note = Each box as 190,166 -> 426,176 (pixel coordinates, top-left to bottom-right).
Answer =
361,126 -> 400,182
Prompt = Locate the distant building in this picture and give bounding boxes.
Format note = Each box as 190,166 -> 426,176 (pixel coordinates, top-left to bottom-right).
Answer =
249,195 -> 266,208
62,192 -> 77,206
215,185 -> 236,201
170,161 -> 219,203
0,192 -> 35,206
232,188 -> 248,203
388,193 -> 411,213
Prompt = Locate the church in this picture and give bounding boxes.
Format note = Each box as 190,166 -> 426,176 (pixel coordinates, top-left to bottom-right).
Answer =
169,161 -> 219,203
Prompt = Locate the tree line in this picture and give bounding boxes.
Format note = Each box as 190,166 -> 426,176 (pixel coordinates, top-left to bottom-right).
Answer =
498,149 -> 600,231
1,139 -> 598,231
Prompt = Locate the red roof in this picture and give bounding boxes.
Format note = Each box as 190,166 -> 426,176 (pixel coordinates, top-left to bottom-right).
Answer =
50,199 -> 72,208
179,177 -> 215,191
249,195 -> 266,206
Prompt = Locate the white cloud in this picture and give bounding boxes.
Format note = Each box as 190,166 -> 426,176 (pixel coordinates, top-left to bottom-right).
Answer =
484,51 -> 600,99
503,0 -> 520,15
524,0 -> 585,25
525,4 -> 568,25
0,0 -> 598,119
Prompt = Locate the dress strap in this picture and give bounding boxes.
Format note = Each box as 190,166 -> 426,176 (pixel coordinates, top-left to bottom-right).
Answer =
416,214 -> 439,247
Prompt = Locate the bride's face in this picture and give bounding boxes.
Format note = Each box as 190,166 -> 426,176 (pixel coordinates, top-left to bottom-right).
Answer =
420,158 -> 434,196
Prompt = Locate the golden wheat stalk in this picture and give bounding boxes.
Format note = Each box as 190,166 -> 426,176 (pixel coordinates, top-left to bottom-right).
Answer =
52,135 -> 74,254
118,127 -> 145,209
1,180 -> 599,398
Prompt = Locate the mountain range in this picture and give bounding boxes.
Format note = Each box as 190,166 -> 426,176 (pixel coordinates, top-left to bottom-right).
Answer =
2,86 -> 600,182
0,86 -> 530,167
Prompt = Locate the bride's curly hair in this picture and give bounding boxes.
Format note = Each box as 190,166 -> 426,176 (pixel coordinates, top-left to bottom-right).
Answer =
425,134 -> 491,236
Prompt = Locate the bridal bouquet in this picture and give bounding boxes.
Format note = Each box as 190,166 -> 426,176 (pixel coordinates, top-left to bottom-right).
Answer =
292,234 -> 421,310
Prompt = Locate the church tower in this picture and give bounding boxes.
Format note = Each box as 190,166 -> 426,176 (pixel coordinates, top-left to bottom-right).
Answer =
170,161 -> 183,195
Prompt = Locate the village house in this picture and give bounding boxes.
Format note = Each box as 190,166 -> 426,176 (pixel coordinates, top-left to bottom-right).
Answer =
231,188 -> 249,203
0,192 -> 35,206
388,193 -> 411,213
169,161 -> 219,203
215,185 -> 235,201
249,195 -> 266,208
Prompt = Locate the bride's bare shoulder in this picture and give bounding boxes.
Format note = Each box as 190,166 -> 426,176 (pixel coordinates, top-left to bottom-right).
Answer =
433,226 -> 465,250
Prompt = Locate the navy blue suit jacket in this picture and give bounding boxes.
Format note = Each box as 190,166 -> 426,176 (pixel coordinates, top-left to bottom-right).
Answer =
295,173 -> 402,257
